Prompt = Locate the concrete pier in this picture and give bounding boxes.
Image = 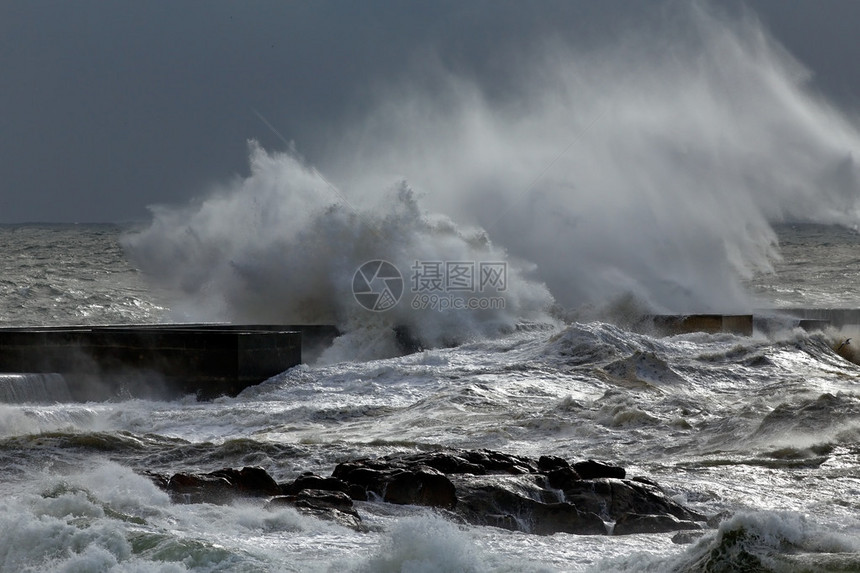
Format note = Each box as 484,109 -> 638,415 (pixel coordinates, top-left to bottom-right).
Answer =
648,309 -> 860,336
0,324 -> 338,401
648,314 -> 754,336
3,311 -> 856,401
764,308 -> 860,328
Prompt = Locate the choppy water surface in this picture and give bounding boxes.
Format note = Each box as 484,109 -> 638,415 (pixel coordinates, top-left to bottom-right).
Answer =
1,224 -> 859,572
746,223 -> 860,309
0,224 -> 165,326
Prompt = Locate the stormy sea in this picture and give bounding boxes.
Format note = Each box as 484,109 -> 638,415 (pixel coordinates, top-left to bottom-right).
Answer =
3,6 -> 860,572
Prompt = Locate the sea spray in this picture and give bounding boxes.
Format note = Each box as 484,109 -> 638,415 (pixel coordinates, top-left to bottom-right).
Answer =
0,373 -> 71,404
123,146 -> 554,359
5,221 -> 860,571
323,2 -> 860,311
600,511 -> 860,573
353,516 -> 487,573
124,2 -> 860,353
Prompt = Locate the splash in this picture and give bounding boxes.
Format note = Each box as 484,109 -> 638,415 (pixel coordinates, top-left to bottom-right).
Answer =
123,145 -> 554,358
0,373 -> 71,404
321,2 -> 860,312
124,2 -> 860,356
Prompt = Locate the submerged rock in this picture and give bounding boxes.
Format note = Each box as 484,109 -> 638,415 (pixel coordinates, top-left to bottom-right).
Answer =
672,529 -> 707,544
613,512 -> 703,535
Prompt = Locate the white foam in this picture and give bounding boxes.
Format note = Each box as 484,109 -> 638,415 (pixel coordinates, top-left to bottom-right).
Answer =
353,516 -> 486,573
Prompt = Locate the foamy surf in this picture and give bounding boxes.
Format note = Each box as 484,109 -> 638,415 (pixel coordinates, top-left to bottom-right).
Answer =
5,2 -> 860,572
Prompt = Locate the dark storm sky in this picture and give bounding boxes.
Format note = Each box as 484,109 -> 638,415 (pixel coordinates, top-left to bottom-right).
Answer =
1,0 -> 859,223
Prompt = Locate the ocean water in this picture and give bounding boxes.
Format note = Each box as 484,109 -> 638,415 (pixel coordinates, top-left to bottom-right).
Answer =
5,6 -> 860,570
1,222 -> 859,572
0,225 -> 166,326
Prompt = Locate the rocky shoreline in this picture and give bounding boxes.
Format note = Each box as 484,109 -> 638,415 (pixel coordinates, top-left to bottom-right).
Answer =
145,449 -> 708,536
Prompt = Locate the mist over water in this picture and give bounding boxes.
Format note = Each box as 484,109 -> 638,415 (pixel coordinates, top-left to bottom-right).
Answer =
124,3 -> 860,354
124,149 -> 554,358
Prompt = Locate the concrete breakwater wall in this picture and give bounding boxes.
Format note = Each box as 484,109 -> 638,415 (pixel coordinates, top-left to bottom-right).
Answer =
644,309 -> 860,336
0,325 -> 339,401
2,312 -> 856,402
764,308 -> 860,328
648,315 -> 754,336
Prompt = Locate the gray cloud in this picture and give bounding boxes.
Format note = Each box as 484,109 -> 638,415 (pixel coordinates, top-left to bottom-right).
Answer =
1,0 -> 859,222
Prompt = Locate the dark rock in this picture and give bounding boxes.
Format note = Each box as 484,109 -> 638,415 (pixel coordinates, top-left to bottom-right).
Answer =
461,449 -> 537,474
561,479 -> 612,516
335,449 -> 537,480
332,460 -> 456,509
331,462 -> 383,486
563,478 -> 706,524
605,479 -> 684,520
383,466 -> 457,509
672,530 -> 706,544
451,474 -> 606,535
163,466 -> 281,504
532,502 -> 607,536
209,466 -> 282,497
166,472 -> 235,504
146,449 -> 707,537
573,459 -> 626,480
326,450 -> 705,535
400,452 -> 486,475
613,513 -> 703,535
394,325 -> 424,354
538,455 -> 570,472
267,489 -> 364,531
547,466 -> 581,490
630,476 -> 661,488
295,489 -> 356,513
282,472 -> 350,495
348,484 -> 368,501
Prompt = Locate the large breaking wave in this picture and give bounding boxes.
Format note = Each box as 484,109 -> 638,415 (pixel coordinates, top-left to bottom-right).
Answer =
123,2 -> 860,358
